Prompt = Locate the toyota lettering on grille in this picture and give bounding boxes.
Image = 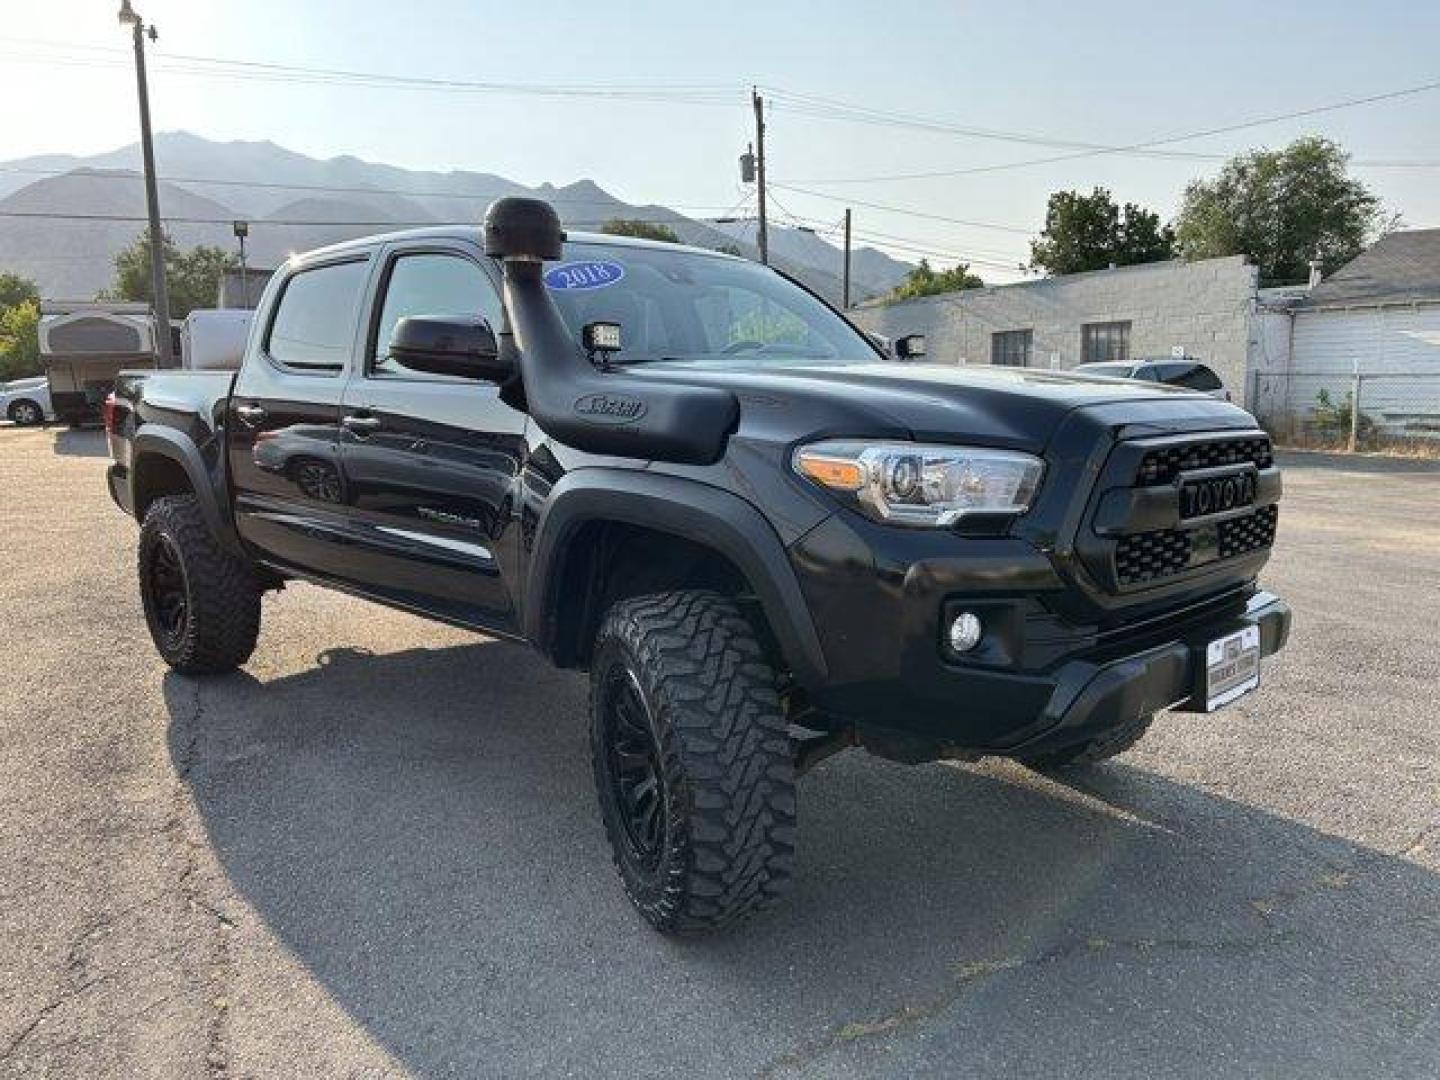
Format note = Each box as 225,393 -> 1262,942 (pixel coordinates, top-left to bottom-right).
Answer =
1179,467 -> 1257,521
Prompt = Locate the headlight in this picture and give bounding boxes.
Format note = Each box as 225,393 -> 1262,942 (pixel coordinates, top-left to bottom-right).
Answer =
793,440 -> 1044,526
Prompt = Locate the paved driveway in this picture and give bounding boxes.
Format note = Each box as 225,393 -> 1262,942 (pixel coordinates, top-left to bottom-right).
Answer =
1,429 -> 1437,1078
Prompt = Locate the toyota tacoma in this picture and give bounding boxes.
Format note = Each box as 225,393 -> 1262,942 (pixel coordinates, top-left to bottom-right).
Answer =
105,198 -> 1291,933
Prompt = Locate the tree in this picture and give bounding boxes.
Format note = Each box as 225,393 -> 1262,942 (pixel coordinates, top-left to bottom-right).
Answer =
102,232 -> 238,318
1028,188 -> 1174,276
0,273 -> 42,381
599,219 -> 680,244
0,300 -> 41,382
1173,137 -> 1383,285
888,258 -> 983,301
0,272 -> 39,311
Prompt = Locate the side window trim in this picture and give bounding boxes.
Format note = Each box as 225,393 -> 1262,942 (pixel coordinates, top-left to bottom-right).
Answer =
363,242 -> 505,384
261,254 -> 373,379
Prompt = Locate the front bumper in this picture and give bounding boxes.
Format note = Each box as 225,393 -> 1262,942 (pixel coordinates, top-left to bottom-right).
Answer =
999,590 -> 1290,758
788,510 -> 1291,758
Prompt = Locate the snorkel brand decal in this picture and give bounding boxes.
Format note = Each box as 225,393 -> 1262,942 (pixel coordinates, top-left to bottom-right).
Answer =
573,392 -> 648,425
544,260 -> 625,290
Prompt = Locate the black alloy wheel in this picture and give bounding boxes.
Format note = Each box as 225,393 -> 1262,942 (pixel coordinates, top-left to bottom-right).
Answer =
589,591 -> 795,933
596,665 -> 668,871
146,533 -> 190,650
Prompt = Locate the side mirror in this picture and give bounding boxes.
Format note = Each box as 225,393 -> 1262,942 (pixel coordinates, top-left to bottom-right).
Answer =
895,334 -> 927,360
389,315 -> 511,382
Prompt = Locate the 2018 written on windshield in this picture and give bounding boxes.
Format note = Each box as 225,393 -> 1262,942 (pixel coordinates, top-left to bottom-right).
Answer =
544,261 -> 625,291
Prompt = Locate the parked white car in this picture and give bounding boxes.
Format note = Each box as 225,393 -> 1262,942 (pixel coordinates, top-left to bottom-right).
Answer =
0,376 -> 53,426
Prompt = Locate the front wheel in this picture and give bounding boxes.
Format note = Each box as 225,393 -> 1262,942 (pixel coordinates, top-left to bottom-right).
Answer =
138,494 -> 262,674
7,399 -> 44,426
590,591 -> 796,933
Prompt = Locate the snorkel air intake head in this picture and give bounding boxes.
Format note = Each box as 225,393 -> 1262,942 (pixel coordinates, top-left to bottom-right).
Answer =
484,197 -> 564,262
482,198 -> 738,465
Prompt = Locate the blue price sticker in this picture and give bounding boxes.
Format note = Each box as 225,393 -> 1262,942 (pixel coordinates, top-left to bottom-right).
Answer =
544,260 -> 625,291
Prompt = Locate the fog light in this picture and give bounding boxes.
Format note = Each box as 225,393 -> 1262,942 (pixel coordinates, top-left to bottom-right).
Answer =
948,612 -> 983,653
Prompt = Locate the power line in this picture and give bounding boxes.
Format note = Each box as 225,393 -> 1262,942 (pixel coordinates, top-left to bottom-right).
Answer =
0,209 -> 744,228
731,207 -> 1033,274
768,79 -> 1440,184
0,40 -> 743,102
769,184 -> 1035,234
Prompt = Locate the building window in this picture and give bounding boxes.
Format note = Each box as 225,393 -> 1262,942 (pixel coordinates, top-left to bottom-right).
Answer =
1081,321 -> 1131,365
991,329 -> 1033,367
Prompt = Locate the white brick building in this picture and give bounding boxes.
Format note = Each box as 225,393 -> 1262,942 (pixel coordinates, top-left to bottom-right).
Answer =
848,255 -> 1260,403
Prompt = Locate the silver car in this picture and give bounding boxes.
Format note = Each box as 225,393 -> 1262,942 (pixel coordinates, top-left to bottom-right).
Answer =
0,376 -> 53,426
1077,358 -> 1231,401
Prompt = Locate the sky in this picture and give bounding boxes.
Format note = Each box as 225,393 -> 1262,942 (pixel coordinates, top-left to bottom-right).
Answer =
2,0 -> 1438,282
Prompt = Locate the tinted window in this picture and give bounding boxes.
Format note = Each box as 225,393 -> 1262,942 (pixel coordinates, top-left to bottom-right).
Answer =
370,253 -> 504,378
991,329 -> 1032,367
543,242 -> 879,369
1165,362 -> 1223,391
1081,321 -> 1131,365
267,260 -> 369,374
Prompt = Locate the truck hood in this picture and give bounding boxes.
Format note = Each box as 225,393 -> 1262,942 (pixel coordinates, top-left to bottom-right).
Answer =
619,361 -> 1255,452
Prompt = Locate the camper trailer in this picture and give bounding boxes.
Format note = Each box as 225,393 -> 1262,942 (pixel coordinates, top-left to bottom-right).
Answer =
40,302 -> 159,425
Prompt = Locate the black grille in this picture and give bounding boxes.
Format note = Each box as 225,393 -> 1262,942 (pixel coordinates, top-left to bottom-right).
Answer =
1218,504 -> 1278,560
1136,436 -> 1273,486
1114,505 -> 1278,586
1115,528 -> 1193,585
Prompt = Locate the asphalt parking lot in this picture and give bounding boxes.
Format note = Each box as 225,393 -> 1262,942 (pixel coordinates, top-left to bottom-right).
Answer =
1,425 -> 1437,1079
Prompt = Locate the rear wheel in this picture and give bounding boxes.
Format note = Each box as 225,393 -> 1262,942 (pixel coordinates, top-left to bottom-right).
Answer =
1019,713 -> 1154,772
590,591 -> 795,933
138,494 -> 261,674
7,399 -> 43,426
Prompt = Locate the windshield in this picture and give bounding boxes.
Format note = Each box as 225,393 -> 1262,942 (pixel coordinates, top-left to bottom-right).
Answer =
543,241 -> 881,368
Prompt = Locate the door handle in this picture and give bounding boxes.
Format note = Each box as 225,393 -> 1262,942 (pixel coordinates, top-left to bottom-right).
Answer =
234,404 -> 266,426
342,414 -> 382,434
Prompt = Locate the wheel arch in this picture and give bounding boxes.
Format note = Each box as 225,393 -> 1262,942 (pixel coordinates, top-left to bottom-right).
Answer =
525,469 -> 828,689
130,426 -> 240,554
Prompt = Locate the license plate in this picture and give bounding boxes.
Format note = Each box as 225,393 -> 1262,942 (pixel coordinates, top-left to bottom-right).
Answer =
1205,626 -> 1261,711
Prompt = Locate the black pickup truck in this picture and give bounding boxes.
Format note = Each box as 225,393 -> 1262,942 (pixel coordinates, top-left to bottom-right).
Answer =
106,198 -> 1290,933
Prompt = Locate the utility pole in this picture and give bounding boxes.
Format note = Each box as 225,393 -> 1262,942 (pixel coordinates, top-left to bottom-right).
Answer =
752,88 -> 768,265
842,208 -> 852,309
118,0 -> 174,366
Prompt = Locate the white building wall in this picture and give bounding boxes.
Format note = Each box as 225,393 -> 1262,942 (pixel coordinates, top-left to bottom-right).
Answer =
848,255 -> 1260,403
1284,304 -> 1440,431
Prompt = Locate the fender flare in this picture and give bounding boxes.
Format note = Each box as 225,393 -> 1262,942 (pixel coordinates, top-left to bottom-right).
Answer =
130,425 -> 241,554
525,468 -> 828,690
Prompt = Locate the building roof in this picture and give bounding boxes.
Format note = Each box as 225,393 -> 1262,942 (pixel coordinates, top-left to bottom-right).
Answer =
1304,228 -> 1440,308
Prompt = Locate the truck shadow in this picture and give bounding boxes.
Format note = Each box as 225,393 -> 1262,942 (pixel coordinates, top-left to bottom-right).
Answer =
164,644 -> 1439,1078
51,427 -> 108,458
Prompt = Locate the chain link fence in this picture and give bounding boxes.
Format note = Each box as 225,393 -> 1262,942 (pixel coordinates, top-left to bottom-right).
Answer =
1249,370 -> 1440,454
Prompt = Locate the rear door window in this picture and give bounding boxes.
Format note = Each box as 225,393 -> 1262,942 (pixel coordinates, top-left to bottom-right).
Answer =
266,260 -> 369,375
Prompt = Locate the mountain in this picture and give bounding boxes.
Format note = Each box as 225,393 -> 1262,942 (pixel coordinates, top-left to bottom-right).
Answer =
0,133 -> 913,304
